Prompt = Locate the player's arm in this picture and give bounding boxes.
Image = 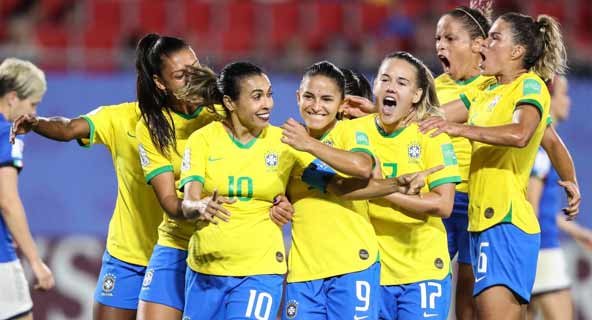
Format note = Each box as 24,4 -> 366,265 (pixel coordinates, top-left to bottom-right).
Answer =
181,181 -> 234,224
541,125 -> 580,219
421,103 -> 541,147
556,217 -> 592,251
382,183 -> 456,218
281,118 -> 373,178
0,166 -> 54,290
10,113 -> 90,142
150,172 -> 184,218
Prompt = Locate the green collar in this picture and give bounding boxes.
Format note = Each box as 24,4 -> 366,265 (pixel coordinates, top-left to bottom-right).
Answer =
455,74 -> 480,86
226,129 -> 261,149
375,116 -> 406,138
173,106 -> 203,120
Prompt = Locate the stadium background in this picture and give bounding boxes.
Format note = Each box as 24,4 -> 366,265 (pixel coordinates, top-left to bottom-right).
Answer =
1,0 -> 591,319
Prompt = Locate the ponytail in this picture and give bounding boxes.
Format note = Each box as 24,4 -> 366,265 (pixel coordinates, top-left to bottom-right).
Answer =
135,33 -> 188,157
533,15 -> 567,80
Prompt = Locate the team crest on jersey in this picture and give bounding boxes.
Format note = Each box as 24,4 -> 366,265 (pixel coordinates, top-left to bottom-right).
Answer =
142,269 -> 154,287
139,144 -> 149,168
102,273 -> 116,294
408,142 -> 421,161
181,149 -> 191,171
286,300 -> 298,319
265,151 -> 279,169
487,95 -> 501,111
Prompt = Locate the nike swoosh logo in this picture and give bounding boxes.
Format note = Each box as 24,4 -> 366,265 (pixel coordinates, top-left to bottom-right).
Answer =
127,131 -> 136,138
208,157 -> 223,162
353,316 -> 368,320
423,312 -> 439,318
475,275 -> 486,283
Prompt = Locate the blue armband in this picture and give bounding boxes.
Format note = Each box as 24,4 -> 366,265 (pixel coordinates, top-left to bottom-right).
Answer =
301,158 -> 336,193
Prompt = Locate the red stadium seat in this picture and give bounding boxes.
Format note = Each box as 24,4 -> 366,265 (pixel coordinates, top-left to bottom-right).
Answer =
301,1 -> 344,51
359,2 -> 390,33
137,0 -> 168,34
35,23 -> 69,70
183,0 -> 213,37
87,0 -> 122,32
0,0 -> 21,18
268,0 -> 299,52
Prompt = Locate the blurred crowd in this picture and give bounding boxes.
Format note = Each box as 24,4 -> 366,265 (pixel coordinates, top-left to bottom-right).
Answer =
1,0 -> 591,75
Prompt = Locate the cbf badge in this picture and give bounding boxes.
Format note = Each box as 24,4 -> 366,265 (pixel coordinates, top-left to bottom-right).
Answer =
102,273 -> 116,295
408,142 -> 421,162
142,269 -> 154,288
286,300 -> 298,319
264,151 -> 279,169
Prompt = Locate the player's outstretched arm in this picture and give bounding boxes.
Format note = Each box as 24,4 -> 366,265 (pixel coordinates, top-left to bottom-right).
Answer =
182,183 -> 235,224
281,118 -> 373,178
557,217 -> 592,251
0,166 -> 55,290
10,113 -> 90,143
541,125 -> 580,219
382,183 -> 456,218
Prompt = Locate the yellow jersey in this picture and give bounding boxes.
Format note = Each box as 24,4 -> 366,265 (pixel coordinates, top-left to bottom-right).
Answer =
287,120 -> 378,283
78,102 -> 162,266
435,74 -> 495,193
179,122 -> 297,276
461,71 -> 550,234
136,106 -> 224,250
348,115 -> 460,285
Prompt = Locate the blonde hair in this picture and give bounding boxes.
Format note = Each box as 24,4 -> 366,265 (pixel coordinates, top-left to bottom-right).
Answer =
381,52 -> 443,122
0,58 -> 46,99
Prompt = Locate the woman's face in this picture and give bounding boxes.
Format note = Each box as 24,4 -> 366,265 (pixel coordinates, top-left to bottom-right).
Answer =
373,58 -> 422,129
8,93 -> 42,121
230,74 -> 274,132
480,18 -> 516,77
156,47 -> 199,95
436,14 -> 481,80
297,75 -> 342,135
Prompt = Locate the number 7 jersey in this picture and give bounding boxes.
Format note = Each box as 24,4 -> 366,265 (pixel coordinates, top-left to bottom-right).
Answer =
179,121 -> 297,276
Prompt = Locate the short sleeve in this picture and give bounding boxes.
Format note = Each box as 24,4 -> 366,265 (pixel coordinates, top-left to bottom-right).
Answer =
531,149 -> 551,180
136,119 -> 174,184
424,133 -> 461,190
77,105 -> 116,148
0,129 -> 24,171
178,130 -> 209,191
330,120 -> 375,159
459,86 -> 484,110
515,76 -> 549,117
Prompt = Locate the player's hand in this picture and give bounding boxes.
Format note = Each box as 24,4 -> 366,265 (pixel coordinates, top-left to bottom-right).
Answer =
182,190 -> 235,224
341,95 -> 376,119
31,259 -> 55,291
418,116 -> 462,137
269,195 -> 294,227
558,180 -> 580,220
281,118 -> 315,151
394,165 -> 445,195
10,113 -> 38,144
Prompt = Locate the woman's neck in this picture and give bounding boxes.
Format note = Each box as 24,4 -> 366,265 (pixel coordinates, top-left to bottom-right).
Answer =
308,120 -> 337,140
227,116 -> 262,143
496,68 -> 528,84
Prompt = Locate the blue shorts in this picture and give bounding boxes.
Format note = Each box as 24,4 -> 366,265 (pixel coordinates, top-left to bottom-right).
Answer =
469,223 -> 540,303
379,275 -> 451,320
183,270 -> 284,320
94,250 -> 146,310
443,192 -> 471,264
283,262 -> 380,320
139,244 -> 187,311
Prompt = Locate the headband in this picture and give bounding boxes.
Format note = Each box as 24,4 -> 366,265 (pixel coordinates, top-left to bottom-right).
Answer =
455,8 -> 487,38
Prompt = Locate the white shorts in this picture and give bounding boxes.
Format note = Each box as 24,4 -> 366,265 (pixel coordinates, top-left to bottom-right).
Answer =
532,247 -> 571,295
0,259 -> 33,319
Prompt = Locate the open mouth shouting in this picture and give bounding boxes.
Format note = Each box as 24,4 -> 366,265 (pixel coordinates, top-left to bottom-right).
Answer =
381,96 -> 397,115
438,54 -> 451,73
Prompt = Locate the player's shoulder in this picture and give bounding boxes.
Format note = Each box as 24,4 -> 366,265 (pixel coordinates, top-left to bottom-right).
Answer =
189,119 -> 221,140
435,73 -> 454,86
513,72 -> 548,96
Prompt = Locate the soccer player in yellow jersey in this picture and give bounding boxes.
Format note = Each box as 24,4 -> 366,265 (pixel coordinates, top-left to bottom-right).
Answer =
280,61 -> 381,320
8,34 -> 202,320
317,52 -> 458,320
419,14 -> 579,319
175,61 -> 299,320
434,6 -> 493,319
